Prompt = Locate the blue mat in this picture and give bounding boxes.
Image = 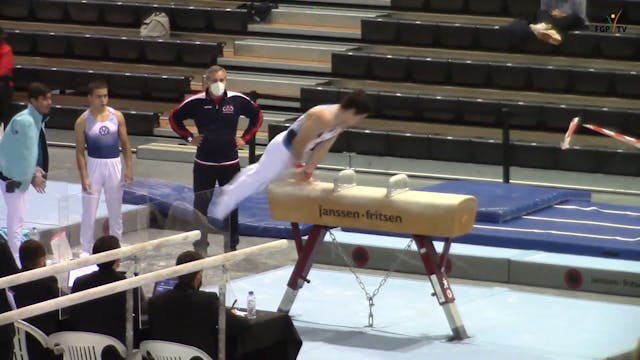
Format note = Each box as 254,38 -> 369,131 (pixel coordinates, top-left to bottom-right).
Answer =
123,179 -> 312,239
419,181 -> 591,223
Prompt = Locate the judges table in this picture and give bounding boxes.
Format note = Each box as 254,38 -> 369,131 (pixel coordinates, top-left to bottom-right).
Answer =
228,309 -> 302,360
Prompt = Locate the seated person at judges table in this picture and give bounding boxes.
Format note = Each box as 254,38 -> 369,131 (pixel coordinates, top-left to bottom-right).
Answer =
211,89 -> 373,220
11,240 -> 63,360
148,251 -> 301,360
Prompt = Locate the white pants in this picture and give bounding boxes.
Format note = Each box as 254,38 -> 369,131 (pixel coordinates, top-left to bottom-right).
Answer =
0,179 -> 27,264
211,131 -> 294,220
80,157 -> 123,253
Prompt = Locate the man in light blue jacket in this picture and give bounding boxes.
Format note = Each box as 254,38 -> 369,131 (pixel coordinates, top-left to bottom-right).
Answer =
0,82 -> 51,263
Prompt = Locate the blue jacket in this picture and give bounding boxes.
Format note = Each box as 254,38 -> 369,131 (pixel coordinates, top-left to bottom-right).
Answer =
0,104 -> 48,191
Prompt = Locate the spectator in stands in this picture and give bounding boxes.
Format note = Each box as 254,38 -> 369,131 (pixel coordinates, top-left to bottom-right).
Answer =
0,26 -> 14,130
11,240 -> 62,360
0,237 -> 19,358
69,235 -> 145,347
75,81 -> 133,257
502,0 -> 587,46
0,82 -> 51,264
168,65 -> 263,255
147,250 -> 248,359
211,90 -> 372,221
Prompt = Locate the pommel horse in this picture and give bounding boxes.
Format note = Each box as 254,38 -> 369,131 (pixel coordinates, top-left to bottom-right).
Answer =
268,170 -> 478,340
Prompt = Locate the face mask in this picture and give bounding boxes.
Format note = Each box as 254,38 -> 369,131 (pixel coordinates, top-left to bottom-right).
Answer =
209,81 -> 225,97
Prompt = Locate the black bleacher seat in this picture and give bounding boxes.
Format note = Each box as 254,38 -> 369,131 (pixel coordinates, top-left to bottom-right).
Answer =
417,95 -> 459,122
330,128 -> 349,153
388,132 -> 430,159
438,23 -> 476,48
66,2 -> 100,23
33,2 -> 66,21
628,2 -> 640,24
529,66 -> 570,92
476,25 -> 511,51
539,104 -> 584,131
105,38 -> 142,61
559,32 -> 599,57
72,72 -> 106,94
470,138 -> 503,165
557,147 -> 605,173
571,69 -> 612,95
102,4 -> 141,26
520,37 -> 558,54
613,72 -> 640,98
69,36 -> 106,59
624,111 -> 640,137
347,129 -> 390,156
468,0 -> 505,14
11,66 -> 38,89
429,0 -> 466,12
408,57 -> 449,84
581,107 -> 628,135
459,98 -> 499,125
0,0 -> 31,19
369,54 -> 408,81
397,21 -> 437,46
511,142 -> 558,170
331,52 -> 371,77
428,135 -> 473,162
211,8 -> 249,32
600,149 -> 640,176
501,102 -> 541,128
449,60 -> 489,87
33,33 -> 69,56
300,86 -> 341,111
597,33 -> 638,59
390,0 -> 426,10
361,18 -> 398,43
267,123 -> 288,142
489,63 -> 528,89
142,40 -> 181,63
107,73 -> 148,99
5,31 -> 34,54
505,0 -> 538,17
377,92 -> 419,119
149,75 -> 191,102
172,7 -> 211,31
180,42 -> 224,66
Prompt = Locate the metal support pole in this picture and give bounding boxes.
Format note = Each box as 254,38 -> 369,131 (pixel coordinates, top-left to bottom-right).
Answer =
501,107 -> 511,184
125,289 -> 133,356
218,264 -> 227,360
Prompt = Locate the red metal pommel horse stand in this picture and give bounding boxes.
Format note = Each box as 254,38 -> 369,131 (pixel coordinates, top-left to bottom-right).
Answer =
267,170 -> 478,340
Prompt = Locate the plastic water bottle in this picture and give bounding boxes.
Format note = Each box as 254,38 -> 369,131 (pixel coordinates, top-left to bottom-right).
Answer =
247,291 -> 256,319
29,227 -> 39,241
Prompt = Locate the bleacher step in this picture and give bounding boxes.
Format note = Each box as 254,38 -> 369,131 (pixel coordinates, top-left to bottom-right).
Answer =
219,71 -> 327,99
136,142 -> 263,165
289,0 -> 391,6
219,55 -> 331,73
233,38 -> 356,62
248,23 -> 361,39
269,5 -> 384,28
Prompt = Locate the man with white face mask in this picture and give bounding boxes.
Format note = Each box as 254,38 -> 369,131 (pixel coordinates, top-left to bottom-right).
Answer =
169,65 -> 263,255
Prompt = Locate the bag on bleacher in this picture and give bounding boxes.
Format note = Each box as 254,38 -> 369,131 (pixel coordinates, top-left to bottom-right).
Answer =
239,1 -> 278,23
140,12 -> 171,37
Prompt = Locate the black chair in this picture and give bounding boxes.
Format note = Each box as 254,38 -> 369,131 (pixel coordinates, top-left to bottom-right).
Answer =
361,18 -> 398,43
390,0 -> 426,10
428,135 -> 473,162
103,3 -> 141,26
147,75 -> 190,102
348,130 -> 390,156
369,54 -> 409,81
511,142 -> 558,170
506,0 -> 538,17
438,23 -> 476,48
5,31 -> 34,55
142,40 -> 181,63
180,42 -> 223,66
459,98 -> 500,125
612,71 -> 640,98
559,32 -> 599,57
429,0 -> 465,12
449,60 -> 490,87
33,1 -> 66,20
34,33 -> 69,56
377,92 -> 419,119
105,38 -> 142,61
0,0 -> 31,19
598,33 -> 638,59
66,1 -> 101,23
470,138 -> 503,165
211,9 -> 248,31
417,95 -> 459,122
108,73 -> 148,99
300,86 -> 341,111
408,57 -> 449,84
46,105 -> 84,130
529,65 -> 570,92
468,0 -> 505,15
123,111 -> 160,136
571,68 -> 612,95
331,52 -> 371,77
476,25 -> 511,51
172,7 -> 211,31
500,101 -> 541,128
490,63 -> 529,89
397,21 -> 438,46
69,35 -> 106,59
388,132 -> 430,159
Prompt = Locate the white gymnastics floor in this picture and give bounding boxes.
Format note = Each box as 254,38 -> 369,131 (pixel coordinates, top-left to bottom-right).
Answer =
205,265 -> 640,360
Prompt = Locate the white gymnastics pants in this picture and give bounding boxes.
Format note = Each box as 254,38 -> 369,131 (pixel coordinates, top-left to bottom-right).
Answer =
80,157 -> 123,253
0,179 -> 27,265
212,131 -> 294,220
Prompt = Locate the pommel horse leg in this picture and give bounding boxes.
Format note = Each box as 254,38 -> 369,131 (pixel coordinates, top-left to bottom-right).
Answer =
278,224 -> 327,313
414,235 -> 468,340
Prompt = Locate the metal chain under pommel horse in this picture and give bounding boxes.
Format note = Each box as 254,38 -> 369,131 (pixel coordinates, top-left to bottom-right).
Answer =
267,170 -> 478,340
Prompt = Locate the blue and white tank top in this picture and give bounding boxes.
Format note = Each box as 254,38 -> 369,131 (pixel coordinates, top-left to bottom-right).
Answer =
286,105 -> 342,152
84,107 -> 120,159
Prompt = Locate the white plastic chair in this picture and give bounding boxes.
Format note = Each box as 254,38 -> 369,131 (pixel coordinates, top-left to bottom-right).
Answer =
48,331 -> 127,360
139,340 -> 213,360
13,319 -> 51,360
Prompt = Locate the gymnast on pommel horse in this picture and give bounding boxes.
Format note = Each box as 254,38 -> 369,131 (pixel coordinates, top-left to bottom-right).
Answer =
268,170 -> 478,340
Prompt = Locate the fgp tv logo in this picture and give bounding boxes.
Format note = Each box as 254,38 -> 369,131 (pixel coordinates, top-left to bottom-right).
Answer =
595,10 -> 627,33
